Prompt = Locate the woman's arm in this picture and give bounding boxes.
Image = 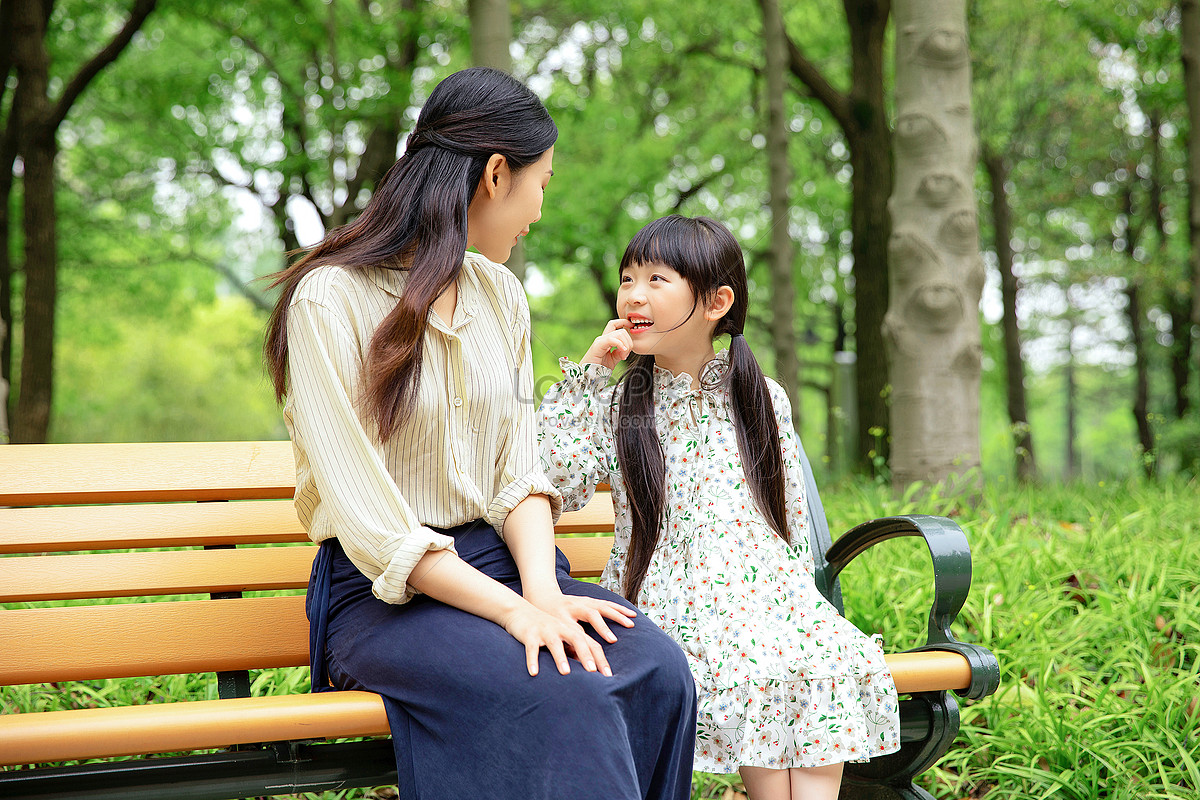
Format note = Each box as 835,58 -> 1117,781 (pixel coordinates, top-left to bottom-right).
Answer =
290,289 -> 612,677
502,494 -> 635,664
287,294 -> 457,603
405,541 -> 614,677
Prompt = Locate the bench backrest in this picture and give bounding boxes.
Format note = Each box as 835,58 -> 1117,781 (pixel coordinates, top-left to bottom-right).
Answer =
0,439 -> 837,687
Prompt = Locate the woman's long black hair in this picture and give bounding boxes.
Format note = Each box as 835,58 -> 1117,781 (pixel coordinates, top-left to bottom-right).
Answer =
615,215 -> 789,602
264,67 -> 557,439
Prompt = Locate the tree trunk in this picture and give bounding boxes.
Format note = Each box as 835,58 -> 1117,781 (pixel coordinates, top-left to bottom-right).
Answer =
0,138 -> 13,427
1169,295 -> 1193,419
885,0 -> 983,491
844,0 -> 892,474
1,0 -> 15,424
1182,0 -> 1200,336
10,0 -> 157,442
1065,322 -> 1078,480
469,0 -> 527,283
10,0 -> 55,443
785,0 -> 891,473
759,0 -> 800,424
984,149 -> 1037,482
0,317 -> 8,443
1126,280 -> 1156,477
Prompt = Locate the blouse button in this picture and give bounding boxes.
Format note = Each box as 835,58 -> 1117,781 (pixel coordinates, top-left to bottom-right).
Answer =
453,397 -> 463,408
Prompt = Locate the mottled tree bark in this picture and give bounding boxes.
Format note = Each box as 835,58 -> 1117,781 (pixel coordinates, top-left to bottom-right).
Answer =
984,149 -> 1037,482
885,0 -> 983,490
786,0 -> 891,473
759,0 -> 800,424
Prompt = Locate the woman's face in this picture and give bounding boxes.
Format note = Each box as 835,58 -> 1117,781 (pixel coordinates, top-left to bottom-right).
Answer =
467,147 -> 555,264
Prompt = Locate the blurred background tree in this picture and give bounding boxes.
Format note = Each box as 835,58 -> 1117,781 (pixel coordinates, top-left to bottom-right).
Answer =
1,0 -> 1197,486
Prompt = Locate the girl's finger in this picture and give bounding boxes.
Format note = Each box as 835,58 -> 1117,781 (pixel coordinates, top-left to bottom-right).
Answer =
604,318 -> 634,334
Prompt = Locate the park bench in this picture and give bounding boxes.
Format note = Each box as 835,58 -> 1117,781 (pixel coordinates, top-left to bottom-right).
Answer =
0,440 -> 999,800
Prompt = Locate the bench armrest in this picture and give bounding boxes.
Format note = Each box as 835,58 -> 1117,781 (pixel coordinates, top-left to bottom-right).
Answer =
824,514 -> 1000,701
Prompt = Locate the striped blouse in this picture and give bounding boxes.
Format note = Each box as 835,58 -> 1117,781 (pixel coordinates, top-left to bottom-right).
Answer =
283,252 -> 563,605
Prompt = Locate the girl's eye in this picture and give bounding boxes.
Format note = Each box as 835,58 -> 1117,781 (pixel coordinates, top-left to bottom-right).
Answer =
650,274 -> 665,282
620,275 -> 632,283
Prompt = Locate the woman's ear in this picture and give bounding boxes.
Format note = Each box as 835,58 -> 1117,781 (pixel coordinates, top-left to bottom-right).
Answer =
706,286 -> 736,321
477,153 -> 509,200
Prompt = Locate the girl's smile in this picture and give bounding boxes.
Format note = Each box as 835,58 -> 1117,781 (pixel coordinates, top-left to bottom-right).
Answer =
618,260 -> 726,380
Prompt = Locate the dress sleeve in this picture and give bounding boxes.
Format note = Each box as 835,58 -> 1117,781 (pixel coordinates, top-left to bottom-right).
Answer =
537,358 -> 616,514
287,296 -> 456,605
486,291 -> 564,537
767,379 -> 813,561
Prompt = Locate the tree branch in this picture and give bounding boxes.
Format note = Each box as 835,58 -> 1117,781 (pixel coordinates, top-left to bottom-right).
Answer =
209,260 -> 272,312
48,0 -> 157,132
785,32 -> 852,133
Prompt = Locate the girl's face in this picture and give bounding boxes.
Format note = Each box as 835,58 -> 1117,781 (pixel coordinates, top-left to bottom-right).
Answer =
618,261 -> 720,363
467,147 -> 555,264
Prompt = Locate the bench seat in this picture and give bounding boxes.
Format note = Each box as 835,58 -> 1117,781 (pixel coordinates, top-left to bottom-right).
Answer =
0,441 -> 999,800
0,651 -> 972,767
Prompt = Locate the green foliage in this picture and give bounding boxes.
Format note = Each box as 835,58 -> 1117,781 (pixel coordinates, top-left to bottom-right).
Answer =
52,296 -> 285,442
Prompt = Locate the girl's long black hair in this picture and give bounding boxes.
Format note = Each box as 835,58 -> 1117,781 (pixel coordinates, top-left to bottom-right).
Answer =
615,215 -> 789,602
265,67 -> 557,439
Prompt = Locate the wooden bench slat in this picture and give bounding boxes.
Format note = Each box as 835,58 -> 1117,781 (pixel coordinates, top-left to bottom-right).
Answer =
0,500 -> 615,554
0,500 -> 307,554
0,650 -> 970,766
0,691 -> 391,767
552,493 -> 616,534
0,596 -> 310,685
0,442 -> 296,506
0,547 -> 318,603
0,537 -> 614,602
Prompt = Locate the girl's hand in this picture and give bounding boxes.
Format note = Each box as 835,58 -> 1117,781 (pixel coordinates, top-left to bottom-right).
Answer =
580,319 -> 634,370
500,600 -> 624,678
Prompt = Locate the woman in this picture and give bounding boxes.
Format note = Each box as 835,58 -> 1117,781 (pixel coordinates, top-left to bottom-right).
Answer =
264,67 -> 696,800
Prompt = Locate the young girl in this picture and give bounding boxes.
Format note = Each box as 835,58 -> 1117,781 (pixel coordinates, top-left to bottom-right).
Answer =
538,215 -> 900,799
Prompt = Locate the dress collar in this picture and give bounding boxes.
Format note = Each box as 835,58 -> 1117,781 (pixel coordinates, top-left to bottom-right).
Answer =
652,349 -> 730,402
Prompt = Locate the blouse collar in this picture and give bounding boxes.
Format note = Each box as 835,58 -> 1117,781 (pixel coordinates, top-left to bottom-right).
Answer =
653,349 -> 730,401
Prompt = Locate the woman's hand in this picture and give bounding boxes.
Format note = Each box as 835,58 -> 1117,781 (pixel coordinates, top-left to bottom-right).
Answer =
580,319 -> 634,370
500,598 -> 629,678
528,589 -> 636,645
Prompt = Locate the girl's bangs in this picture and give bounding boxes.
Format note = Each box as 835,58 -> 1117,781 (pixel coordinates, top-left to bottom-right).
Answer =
620,217 -> 730,292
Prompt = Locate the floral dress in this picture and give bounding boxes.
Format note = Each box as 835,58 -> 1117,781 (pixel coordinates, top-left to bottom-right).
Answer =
537,354 -> 900,773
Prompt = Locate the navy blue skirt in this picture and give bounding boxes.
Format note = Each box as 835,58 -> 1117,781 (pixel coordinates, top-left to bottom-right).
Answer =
307,520 -> 696,800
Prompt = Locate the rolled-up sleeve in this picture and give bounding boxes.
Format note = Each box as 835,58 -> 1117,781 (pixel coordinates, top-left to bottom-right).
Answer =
486,292 -> 563,537
288,296 -> 456,604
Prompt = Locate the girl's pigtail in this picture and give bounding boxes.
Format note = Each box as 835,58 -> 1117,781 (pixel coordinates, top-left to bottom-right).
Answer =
725,334 -> 789,543
615,354 -> 666,602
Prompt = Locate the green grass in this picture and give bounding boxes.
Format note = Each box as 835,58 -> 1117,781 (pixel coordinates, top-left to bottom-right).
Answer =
816,475 -> 1200,800
4,476 -> 1198,799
